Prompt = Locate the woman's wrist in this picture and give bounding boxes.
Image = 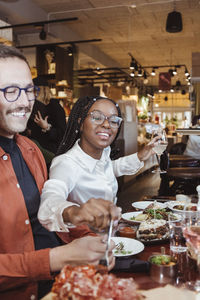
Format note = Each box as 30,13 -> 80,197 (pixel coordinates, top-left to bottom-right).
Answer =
42,123 -> 52,132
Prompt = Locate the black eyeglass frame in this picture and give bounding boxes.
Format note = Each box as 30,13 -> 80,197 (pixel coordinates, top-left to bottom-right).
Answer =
0,85 -> 40,102
88,110 -> 123,128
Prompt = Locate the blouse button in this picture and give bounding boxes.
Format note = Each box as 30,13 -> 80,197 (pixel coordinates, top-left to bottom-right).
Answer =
3,155 -> 8,160
25,219 -> 30,225
30,295 -> 36,300
16,183 -> 20,188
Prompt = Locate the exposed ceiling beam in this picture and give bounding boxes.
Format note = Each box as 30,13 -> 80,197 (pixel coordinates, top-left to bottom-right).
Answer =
16,38 -> 102,49
0,17 -> 78,29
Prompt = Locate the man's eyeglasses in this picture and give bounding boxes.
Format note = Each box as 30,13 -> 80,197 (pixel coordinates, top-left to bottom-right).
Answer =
88,110 -> 123,128
0,85 -> 40,102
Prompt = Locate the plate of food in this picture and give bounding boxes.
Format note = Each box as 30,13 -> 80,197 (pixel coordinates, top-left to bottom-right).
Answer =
132,201 -> 167,210
111,237 -> 144,257
136,219 -> 169,244
168,202 -> 198,216
44,264 -> 143,300
121,211 -> 148,224
122,209 -> 180,224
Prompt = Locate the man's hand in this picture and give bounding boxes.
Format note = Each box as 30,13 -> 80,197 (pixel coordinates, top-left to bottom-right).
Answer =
49,235 -> 116,272
62,198 -> 121,231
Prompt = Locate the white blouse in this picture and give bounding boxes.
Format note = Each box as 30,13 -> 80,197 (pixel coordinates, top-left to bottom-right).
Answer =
38,140 -> 144,232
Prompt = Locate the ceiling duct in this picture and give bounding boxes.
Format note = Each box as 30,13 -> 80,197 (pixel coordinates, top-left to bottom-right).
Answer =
166,10 -> 183,33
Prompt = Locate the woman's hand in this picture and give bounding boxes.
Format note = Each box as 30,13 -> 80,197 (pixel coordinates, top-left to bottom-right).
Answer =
137,135 -> 161,161
34,110 -> 50,130
62,198 -> 121,231
49,235 -> 116,272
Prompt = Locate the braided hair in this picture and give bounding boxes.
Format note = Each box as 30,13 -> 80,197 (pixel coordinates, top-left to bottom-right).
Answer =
56,95 -> 122,156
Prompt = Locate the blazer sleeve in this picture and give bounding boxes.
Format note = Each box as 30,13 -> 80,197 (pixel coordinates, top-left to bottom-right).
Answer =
0,249 -> 51,291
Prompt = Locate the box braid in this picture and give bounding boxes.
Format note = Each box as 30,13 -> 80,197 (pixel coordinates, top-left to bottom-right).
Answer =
56,95 -> 122,156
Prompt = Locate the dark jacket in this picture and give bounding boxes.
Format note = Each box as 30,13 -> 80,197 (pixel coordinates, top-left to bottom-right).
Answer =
27,99 -> 66,154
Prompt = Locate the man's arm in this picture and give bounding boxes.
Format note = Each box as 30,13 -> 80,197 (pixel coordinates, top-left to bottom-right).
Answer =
0,249 -> 51,292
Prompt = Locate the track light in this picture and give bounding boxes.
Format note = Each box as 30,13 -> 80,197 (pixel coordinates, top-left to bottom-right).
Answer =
138,68 -> 142,76
172,68 -> 177,75
130,59 -> 135,70
151,68 -> 156,76
143,71 -> 147,79
39,26 -> 47,40
66,46 -> 73,56
185,68 -> 189,76
130,71 -> 135,77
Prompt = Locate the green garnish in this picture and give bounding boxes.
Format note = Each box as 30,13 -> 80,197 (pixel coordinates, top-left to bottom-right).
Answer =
150,255 -> 171,265
114,242 -> 133,255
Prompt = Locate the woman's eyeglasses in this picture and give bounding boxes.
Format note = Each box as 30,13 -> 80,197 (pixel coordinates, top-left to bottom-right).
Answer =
88,110 -> 122,128
0,85 -> 39,102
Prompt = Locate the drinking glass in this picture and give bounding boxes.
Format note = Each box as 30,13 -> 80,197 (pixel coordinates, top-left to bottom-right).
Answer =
168,214 -> 187,253
182,211 -> 200,291
151,129 -> 168,174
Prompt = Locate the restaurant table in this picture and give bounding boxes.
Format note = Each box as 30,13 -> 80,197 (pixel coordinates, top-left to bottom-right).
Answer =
176,128 -> 200,135
169,155 -> 200,168
167,167 -> 200,180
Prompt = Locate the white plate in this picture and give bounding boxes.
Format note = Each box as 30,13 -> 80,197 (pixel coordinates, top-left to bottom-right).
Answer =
132,201 -> 167,210
122,211 -> 181,224
168,203 -> 198,216
121,211 -> 147,224
111,237 -> 144,257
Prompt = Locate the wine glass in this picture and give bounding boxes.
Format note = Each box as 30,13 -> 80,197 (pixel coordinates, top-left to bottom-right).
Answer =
151,129 -> 168,174
182,211 -> 200,291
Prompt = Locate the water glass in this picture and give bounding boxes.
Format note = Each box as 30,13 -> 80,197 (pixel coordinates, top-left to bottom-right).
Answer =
168,214 -> 187,253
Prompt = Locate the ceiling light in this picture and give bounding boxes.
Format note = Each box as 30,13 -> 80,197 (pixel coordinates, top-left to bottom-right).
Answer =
164,96 -> 168,102
185,68 -> 189,76
130,71 -> 135,77
170,88 -> 174,92
39,26 -> 47,40
176,80 -> 181,87
151,68 -> 156,76
130,59 -> 135,70
66,46 -> 73,56
166,10 -> 183,33
138,68 -> 142,77
173,68 -> 177,75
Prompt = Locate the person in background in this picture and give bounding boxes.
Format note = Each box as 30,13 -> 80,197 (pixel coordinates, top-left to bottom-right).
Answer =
0,44 -> 120,300
183,115 -> 200,159
38,96 -> 158,234
27,76 -> 66,154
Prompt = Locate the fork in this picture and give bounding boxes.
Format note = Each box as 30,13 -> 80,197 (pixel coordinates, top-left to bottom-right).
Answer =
99,197 -> 118,267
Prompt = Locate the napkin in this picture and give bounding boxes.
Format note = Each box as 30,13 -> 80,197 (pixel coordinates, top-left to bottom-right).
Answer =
112,257 -> 150,273
141,284 -> 198,300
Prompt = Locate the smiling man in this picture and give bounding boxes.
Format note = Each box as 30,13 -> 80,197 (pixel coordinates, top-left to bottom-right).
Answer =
0,44 -> 119,300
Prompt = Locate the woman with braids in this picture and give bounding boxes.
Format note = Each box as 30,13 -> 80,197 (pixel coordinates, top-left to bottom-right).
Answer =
38,96 -> 157,237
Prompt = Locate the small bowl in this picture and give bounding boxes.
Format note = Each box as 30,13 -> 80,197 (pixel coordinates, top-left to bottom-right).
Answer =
148,254 -> 178,284
118,226 -> 136,239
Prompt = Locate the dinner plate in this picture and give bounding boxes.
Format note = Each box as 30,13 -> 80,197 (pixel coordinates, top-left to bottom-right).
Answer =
121,211 -> 145,224
132,201 -> 167,210
121,211 -> 181,224
168,202 -> 198,216
111,237 -> 144,257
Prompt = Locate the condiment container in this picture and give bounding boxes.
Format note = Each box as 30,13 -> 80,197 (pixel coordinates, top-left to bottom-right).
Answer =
148,254 -> 178,284
118,226 -> 136,239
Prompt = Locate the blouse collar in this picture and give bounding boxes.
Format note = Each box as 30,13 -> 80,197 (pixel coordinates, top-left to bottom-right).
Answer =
67,139 -> 111,172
